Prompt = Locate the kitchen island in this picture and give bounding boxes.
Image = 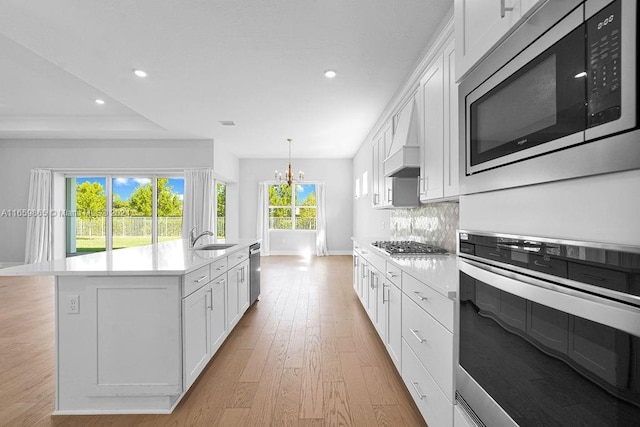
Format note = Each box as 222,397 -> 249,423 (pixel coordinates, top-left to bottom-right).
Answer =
0,238 -> 259,415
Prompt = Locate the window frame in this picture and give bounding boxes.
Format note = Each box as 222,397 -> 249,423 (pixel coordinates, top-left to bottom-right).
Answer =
267,182 -> 317,232
65,172 -> 184,254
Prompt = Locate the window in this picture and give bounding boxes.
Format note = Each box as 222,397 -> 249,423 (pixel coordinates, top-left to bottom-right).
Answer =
216,182 -> 226,239
268,183 -> 316,230
66,175 -> 184,255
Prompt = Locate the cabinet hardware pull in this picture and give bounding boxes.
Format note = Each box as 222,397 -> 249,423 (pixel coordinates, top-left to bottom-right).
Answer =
500,0 -> 514,18
216,279 -> 226,286
207,289 -> 213,310
194,275 -> 207,283
237,255 -> 244,259
383,285 -> 389,303
533,260 -> 551,268
413,291 -> 427,301
410,380 -> 426,399
216,266 -> 224,271
410,329 -> 426,343
489,252 -> 502,258
387,271 -> 397,277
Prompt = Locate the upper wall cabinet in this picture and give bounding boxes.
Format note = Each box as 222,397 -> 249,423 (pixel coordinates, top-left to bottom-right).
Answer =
371,121 -> 392,208
455,0 -> 546,81
419,38 -> 459,202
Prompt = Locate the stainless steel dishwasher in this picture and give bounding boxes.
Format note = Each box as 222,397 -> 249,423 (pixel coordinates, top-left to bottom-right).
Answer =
249,243 -> 261,305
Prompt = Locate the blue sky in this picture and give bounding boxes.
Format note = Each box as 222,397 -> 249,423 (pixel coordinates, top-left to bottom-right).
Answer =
76,177 -> 184,201
296,184 -> 315,204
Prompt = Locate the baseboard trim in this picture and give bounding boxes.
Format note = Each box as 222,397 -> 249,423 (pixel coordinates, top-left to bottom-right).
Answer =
0,262 -> 23,269
328,250 -> 353,256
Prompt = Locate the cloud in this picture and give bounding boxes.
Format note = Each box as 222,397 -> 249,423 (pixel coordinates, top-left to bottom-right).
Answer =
114,177 -> 129,186
133,178 -> 151,185
296,185 -> 304,192
178,194 -> 184,201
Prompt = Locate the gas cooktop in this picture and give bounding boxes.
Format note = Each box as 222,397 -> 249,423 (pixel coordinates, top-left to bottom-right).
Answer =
372,240 -> 448,255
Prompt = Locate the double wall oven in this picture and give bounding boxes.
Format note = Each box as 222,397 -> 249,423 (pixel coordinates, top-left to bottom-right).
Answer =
456,231 -> 640,426
459,0 -> 638,194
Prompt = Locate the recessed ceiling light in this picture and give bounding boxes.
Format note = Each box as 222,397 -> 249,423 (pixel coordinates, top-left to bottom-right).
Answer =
219,121 -> 235,126
324,69 -> 337,78
133,69 -> 148,78
95,99 -> 105,105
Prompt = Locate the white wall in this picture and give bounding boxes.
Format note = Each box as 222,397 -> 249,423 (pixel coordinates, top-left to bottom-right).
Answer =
0,139 -> 220,262
238,158 -> 353,255
460,169 -> 640,246
352,139 -> 392,240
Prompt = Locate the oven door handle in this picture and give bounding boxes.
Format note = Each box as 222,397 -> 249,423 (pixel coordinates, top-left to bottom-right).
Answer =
458,259 -> 640,336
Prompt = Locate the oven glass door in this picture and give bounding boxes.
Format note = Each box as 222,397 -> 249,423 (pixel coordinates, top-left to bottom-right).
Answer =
469,24 -> 586,170
459,269 -> 640,426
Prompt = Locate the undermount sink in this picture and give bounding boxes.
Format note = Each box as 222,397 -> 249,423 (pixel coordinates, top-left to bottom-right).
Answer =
194,243 -> 237,250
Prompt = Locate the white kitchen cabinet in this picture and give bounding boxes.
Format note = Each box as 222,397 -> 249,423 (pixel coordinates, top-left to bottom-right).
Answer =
368,269 -> 379,326
238,260 -> 250,314
419,38 -> 459,202
455,0 -> 523,81
385,281 -> 402,371
183,282 -> 212,390
209,275 -> 227,354
371,121 -> 393,208
227,263 -> 242,329
353,254 -> 360,293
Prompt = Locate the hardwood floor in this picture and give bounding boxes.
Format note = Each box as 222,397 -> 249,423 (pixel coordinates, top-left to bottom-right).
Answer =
0,255 -> 425,427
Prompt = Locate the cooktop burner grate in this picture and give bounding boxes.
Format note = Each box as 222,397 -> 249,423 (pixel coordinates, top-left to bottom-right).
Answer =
372,240 -> 448,255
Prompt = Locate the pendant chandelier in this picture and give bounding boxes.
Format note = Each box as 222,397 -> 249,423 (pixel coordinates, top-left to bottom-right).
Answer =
274,138 -> 304,186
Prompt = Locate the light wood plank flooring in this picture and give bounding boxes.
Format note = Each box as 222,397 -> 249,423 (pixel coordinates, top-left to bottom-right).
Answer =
0,255 -> 425,426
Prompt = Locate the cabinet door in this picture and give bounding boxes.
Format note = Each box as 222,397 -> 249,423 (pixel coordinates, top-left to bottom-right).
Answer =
183,283 -> 211,389
353,254 -> 359,292
443,40 -> 460,198
209,276 -> 227,354
368,270 -> 379,326
381,123 -> 394,206
455,0 -> 522,80
238,260 -> 250,314
420,54 -> 445,201
227,265 -> 241,330
360,263 -> 369,308
377,279 -> 387,344
372,138 -> 381,207
386,282 -> 402,371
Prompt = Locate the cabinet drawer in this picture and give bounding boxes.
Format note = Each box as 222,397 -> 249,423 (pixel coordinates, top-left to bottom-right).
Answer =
228,249 -> 249,268
401,339 -> 453,427
210,257 -> 228,280
183,265 -> 210,297
385,261 -> 402,287
402,294 -> 454,402
402,272 -> 454,332
365,250 -> 386,275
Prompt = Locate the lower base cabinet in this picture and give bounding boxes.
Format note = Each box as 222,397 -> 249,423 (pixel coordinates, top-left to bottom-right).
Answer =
385,281 -> 402,371
454,403 -> 476,427
209,275 -> 227,354
183,283 -> 212,390
402,339 -> 453,427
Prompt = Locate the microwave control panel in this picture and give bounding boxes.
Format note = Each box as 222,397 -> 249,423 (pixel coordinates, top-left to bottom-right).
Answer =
586,0 -> 622,127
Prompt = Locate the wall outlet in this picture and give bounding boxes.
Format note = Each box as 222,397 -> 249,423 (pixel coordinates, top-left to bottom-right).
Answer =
67,295 -> 80,314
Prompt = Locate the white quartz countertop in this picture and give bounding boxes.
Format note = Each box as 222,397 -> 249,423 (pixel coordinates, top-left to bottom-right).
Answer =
352,236 -> 459,299
0,238 -> 260,276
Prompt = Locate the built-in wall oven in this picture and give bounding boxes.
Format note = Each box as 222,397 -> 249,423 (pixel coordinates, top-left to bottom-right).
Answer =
456,230 -> 640,426
459,0 -> 639,194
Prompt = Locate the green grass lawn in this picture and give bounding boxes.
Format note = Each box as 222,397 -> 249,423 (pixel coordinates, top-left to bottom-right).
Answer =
76,236 -> 181,252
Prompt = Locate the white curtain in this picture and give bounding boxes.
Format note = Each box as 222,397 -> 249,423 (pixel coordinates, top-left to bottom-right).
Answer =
24,169 -> 52,264
315,182 -> 328,256
182,169 -> 216,240
257,182 -> 270,255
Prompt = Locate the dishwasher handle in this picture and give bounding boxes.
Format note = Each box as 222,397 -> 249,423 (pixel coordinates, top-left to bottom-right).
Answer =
250,248 -> 261,255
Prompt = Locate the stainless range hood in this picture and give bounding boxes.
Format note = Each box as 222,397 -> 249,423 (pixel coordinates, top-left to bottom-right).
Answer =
384,98 -> 421,177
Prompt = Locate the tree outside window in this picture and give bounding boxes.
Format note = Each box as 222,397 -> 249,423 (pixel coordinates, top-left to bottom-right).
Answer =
217,182 -> 226,239
268,184 -> 316,230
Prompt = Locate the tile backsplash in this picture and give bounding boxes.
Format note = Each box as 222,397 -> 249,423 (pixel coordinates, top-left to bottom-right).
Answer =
390,202 -> 460,253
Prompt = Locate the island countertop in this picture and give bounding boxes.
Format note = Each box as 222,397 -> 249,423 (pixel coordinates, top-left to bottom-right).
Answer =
0,238 -> 260,276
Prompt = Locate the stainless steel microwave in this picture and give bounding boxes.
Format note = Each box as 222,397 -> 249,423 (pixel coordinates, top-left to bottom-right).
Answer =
459,0 -> 638,194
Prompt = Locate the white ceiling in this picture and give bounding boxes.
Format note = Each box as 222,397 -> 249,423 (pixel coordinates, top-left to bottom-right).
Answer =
0,0 -> 452,158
